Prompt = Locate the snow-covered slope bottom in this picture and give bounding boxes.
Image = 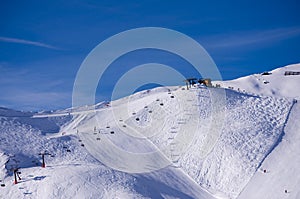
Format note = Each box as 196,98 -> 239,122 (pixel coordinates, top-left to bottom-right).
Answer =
60,85 -> 292,198
0,92 -> 214,198
0,63 -> 299,199
239,102 -> 300,199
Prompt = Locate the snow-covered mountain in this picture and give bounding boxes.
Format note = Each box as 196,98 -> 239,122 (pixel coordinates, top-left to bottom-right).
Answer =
0,63 -> 299,199
214,63 -> 300,100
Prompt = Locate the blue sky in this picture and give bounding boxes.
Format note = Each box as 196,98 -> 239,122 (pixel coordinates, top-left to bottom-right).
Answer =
0,0 -> 299,111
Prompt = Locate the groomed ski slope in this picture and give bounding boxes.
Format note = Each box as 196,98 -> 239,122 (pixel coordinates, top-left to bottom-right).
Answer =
0,94 -> 215,198
0,63 -> 299,199
61,84 -> 291,198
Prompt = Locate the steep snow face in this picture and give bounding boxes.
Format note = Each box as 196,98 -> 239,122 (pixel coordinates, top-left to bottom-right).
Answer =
180,91 -> 291,198
0,152 -> 8,181
63,85 -> 292,199
0,110 -> 92,169
239,101 -> 300,199
215,63 -> 300,100
0,110 -> 139,198
0,100 -> 214,198
1,63 -> 299,199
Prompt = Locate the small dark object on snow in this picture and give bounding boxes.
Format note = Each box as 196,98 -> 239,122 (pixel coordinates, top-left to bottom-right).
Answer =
106,126 -> 110,128
198,78 -> 212,87
66,149 -> 71,152
110,131 -> 115,134
160,103 -> 164,106
156,99 -> 160,101
96,138 -> 101,141
119,119 -> 123,122
13,168 -> 21,184
1,184 -> 5,187
285,190 -> 288,193
132,112 -> 136,115
184,78 -> 197,89
285,71 -> 300,76
78,139 -> 82,142
63,146 -> 67,149
263,169 -> 266,173
39,152 -> 52,168
81,144 -> 85,147
262,71 -> 272,75
123,125 -> 126,127
149,110 -> 152,113
144,106 -> 148,108
170,96 -> 174,98
136,118 -> 140,121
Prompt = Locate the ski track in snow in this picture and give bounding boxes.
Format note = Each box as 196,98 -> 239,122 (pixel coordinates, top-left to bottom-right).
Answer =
0,63 -> 299,199
238,101 -> 300,199
51,85 -> 291,198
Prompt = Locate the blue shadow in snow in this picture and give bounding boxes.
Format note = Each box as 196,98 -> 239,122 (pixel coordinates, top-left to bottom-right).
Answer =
134,176 -> 195,199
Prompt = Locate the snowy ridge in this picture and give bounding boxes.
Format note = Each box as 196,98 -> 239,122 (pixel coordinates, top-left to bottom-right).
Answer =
0,63 -> 299,198
0,109 -> 152,198
239,101 -> 300,199
214,63 -> 300,100
62,86 -> 292,198
180,92 -> 291,198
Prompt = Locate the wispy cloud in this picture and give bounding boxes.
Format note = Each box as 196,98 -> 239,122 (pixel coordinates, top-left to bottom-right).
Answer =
201,26 -> 300,49
0,72 -> 71,111
0,63 -> 71,110
0,36 -> 61,50
0,90 -> 71,111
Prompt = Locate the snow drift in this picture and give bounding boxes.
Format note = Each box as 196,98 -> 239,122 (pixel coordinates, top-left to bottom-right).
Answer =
0,63 -> 299,199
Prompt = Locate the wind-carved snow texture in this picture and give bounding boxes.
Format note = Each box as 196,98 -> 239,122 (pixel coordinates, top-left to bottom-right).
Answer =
239,101 -> 300,199
215,63 -> 300,100
0,64 -> 299,199
0,109 -> 148,198
179,90 -> 291,198
64,85 -> 291,198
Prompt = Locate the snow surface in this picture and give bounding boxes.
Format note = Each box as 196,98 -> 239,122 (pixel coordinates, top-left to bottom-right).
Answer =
0,63 -> 299,199
239,101 -> 300,199
214,63 -> 300,100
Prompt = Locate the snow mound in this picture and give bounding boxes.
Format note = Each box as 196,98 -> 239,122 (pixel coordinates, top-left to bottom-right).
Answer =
0,104 -> 213,198
61,85 -> 292,198
215,63 -> 300,100
1,63 -> 299,199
